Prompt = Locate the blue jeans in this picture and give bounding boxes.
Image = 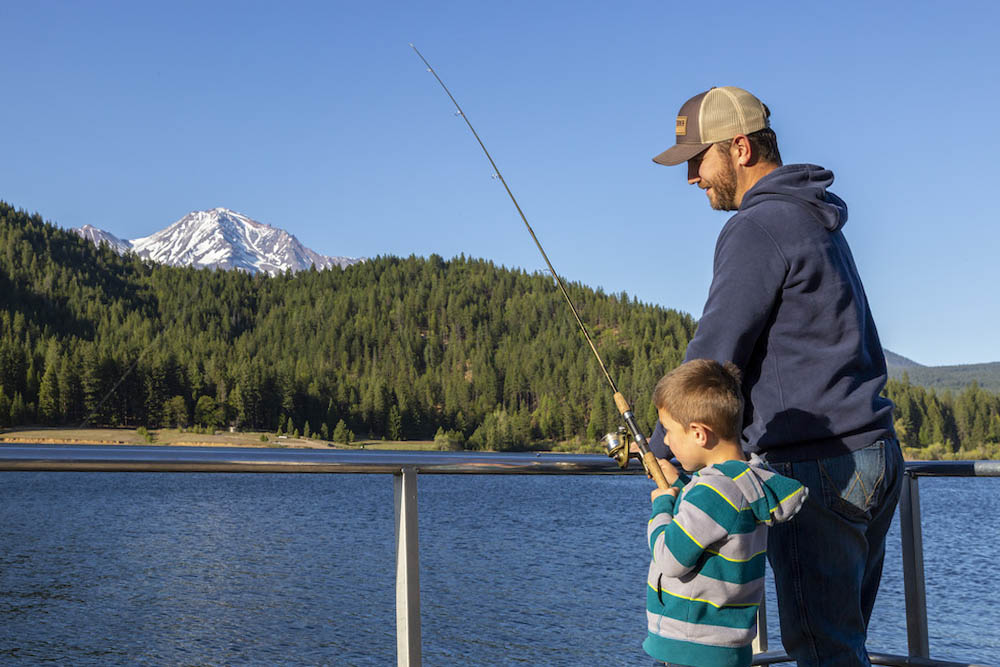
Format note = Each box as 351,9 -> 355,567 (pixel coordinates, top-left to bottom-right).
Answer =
764,438 -> 903,666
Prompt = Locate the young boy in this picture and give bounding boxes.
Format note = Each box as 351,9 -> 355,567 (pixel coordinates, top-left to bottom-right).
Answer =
644,359 -> 807,667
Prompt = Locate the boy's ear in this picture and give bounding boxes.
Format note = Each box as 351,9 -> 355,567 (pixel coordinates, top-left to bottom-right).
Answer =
688,422 -> 714,447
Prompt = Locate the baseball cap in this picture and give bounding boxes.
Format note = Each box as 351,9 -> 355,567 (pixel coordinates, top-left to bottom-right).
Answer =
653,86 -> 770,166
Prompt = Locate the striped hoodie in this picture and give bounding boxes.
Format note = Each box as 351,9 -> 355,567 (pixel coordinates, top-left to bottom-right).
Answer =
644,454 -> 807,667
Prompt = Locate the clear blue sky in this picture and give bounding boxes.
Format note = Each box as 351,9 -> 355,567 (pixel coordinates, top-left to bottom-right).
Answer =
2,2 -> 997,366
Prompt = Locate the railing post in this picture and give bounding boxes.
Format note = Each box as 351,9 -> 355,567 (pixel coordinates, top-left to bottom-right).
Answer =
753,588 -> 768,654
899,471 -> 929,659
394,467 -> 422,666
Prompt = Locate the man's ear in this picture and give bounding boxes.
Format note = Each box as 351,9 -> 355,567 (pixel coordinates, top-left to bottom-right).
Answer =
731,134 -> 753,166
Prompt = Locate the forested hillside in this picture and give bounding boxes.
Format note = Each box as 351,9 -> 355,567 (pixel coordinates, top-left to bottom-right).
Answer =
0,201 -> 693,448
3,201 -> 999,456
884,375 -> 1000,458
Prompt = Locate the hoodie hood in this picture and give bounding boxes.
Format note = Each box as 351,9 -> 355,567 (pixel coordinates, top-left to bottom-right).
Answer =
741,163 -> 847,233
726,454 -> 808,525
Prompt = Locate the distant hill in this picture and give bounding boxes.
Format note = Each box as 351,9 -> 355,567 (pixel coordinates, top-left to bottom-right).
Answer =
884,349 -> 1000,393
884,349 -> 924,369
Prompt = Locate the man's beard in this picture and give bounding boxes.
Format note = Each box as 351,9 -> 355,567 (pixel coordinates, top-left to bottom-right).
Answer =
707,157 -> 739,211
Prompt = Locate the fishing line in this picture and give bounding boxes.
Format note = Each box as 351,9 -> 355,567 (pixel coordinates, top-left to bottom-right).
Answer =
410,44 -> 668,489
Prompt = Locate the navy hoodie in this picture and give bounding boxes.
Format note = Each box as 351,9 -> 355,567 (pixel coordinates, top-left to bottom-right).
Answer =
651,164 -> 894,462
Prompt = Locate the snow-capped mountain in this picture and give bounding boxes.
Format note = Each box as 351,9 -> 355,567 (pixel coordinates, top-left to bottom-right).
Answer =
73,208 -> 363,275
74,225 -> 132,254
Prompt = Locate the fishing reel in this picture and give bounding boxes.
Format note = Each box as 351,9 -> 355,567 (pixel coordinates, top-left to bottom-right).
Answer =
602,426 -> 637,469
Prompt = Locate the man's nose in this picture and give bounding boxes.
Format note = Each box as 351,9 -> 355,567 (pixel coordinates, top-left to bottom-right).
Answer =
687,160 -> 700,184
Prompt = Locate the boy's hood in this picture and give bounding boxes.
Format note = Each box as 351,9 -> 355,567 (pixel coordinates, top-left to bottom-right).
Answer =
706,454 -> 808,525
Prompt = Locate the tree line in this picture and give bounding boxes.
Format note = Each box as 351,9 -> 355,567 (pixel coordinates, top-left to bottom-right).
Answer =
884,375 -> 1000,459
3,200 -> 999,456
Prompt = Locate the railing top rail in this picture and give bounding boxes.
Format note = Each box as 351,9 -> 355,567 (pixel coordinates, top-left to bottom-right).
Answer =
0,443 -> 635,475
2,443 -> 999,477
904,459 -> 1000,478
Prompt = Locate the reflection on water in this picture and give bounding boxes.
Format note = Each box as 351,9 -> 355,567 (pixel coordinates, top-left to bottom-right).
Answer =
0,470 -> 997,665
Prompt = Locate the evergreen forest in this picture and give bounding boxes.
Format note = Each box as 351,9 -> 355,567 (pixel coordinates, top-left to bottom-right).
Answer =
2,201 -> 999,457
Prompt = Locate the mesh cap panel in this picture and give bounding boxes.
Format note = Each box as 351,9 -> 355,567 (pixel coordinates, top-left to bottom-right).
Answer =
699,87 -> 769,143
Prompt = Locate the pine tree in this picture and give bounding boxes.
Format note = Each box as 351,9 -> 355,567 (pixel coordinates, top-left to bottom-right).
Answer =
163,395 -> 189,428
10,392 -> 26,425
333,419 -> 349,445
38,358 -> 60,423
0,388 -> 11,427
195,395 -> 222,429
58,351 -> 83,423
388,405 -> 403,441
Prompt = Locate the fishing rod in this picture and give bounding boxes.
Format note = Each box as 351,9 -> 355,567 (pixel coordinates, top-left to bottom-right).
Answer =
410,44 -> 669,490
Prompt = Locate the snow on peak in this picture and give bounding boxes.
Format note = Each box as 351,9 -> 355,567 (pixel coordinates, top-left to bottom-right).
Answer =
74,208 -> 364,275
72,225 -> 132,254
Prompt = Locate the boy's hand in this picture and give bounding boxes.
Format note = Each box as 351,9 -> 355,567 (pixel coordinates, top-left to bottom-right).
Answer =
655,457 -> 680,485
629,443 -> 681,484
651,486 -> 679,502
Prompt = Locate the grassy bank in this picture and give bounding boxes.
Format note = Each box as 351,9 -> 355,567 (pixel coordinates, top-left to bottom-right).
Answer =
902,443 -> 1000,461
0,426 -> 416,450
0,426 -> 606,454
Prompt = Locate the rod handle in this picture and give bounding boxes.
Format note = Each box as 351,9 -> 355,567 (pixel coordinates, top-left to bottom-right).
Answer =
643,451 -> 671,491
613,392 -> 630,415
614,392 -> 670,491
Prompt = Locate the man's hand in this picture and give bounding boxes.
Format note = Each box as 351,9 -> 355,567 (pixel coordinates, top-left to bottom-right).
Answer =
651,485 -> 679,502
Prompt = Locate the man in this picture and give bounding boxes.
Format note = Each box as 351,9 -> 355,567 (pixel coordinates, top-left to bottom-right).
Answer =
648,86 -> 903,666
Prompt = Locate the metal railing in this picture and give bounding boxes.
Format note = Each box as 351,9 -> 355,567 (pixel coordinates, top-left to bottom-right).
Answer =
0,444 -> 996,667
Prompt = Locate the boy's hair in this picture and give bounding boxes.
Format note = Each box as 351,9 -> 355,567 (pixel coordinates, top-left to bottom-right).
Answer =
653,359 -> 744,441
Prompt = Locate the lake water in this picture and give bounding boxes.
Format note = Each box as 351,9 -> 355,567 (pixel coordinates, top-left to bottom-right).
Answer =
1,461 -> 997,665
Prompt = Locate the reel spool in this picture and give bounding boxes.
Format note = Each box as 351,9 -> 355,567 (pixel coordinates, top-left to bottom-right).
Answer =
602,426 -> 635,469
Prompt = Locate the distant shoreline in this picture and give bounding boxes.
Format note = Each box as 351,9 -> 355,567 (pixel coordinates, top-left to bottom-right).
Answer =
0,426 -> 430,451
6,427 -> 980,461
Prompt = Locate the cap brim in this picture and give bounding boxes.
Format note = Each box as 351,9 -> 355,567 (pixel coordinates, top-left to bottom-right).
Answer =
652,142 -> 711,166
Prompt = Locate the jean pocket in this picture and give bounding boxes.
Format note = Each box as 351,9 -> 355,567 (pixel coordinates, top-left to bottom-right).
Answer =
818,441 -> 886,521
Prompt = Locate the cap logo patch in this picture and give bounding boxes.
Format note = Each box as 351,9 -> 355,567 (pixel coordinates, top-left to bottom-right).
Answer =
676,116 -> 687,136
